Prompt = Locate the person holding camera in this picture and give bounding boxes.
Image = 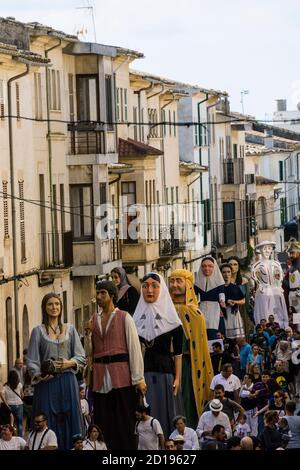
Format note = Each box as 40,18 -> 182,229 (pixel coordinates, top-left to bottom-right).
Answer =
26,293 -> 86,450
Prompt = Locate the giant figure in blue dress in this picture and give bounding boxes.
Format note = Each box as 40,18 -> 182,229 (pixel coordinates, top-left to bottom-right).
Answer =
26,293 -> 86,449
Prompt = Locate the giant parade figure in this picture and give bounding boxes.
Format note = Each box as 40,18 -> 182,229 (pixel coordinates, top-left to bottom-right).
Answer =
251,241 -> 288,328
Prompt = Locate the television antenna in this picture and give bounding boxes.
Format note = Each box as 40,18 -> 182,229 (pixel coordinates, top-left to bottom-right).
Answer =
76,3 -> 97,42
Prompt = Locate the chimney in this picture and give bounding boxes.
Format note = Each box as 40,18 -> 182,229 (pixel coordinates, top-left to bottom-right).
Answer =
276,99 -> 287,112
264,128 -> 273,148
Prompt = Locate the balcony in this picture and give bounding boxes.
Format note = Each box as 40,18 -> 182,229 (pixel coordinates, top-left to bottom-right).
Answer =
222,159 -> 244,185
67,123 -> 117,166
159,224 -> 186,257
245,173 -> 255,184
40,231 -> 73,270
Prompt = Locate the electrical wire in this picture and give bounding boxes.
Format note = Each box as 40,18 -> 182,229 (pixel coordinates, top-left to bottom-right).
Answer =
0,189 -> 296,228
1,114 -> 300,127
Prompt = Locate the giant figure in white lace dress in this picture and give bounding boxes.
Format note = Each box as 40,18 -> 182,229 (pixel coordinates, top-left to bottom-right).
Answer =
251,241 -> 288,328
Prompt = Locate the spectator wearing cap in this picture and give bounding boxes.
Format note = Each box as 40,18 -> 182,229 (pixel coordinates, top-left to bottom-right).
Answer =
169,415 -> 199,450
209,364 -> 241,402
196,399 -> 232,446
164,439 -> 176,450
173,435 -> 185,450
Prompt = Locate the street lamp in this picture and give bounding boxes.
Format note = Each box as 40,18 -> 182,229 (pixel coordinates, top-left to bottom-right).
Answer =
240,90 -> 250,115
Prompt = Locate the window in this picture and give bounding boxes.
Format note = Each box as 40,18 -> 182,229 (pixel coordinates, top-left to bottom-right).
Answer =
48,69 -> 61,111
34,73 -> 42,120
63,291 -> 68,323
169,110 -> 172,137
219,137 -> 224,159
116,88 -> 120,122
77,75 -> 98,121
148,108 -> 158,137
279,161 -> 284,181
68,73 -> 75,122
105,75 -> 113,130
133,106 -> 138,141
141,108 -> 144,142
280,197 -> 287,225
195,121 -> 199,146
124,89 -> 128,122
18,180 -> 26,262
121,182 -> 137,244
200,122 -> 208,146
60,184 -> 65,233
223,202 -> 236,245
161,109 -> 166,138
70,185 -> 94,241
16,83 -> 20,121
226,135 -> 231,158
258,197 -> 267,230
2,181 -> 9,238
173,110 -> 176,136
233,143 -> 238,159
116,88 -> 128,123
203,199 -> 211,247
0,79 -> 5,119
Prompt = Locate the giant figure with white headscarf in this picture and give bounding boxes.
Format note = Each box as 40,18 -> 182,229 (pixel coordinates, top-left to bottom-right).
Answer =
195,257 -> 225,340
133,273 -> 184,437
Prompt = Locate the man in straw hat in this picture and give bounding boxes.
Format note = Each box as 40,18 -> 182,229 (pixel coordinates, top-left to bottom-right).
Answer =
169,269 -> 213,429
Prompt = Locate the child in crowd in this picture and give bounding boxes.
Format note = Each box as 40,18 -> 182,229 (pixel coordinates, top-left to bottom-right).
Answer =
234,415 -> 251,438
80,386 -> 90,437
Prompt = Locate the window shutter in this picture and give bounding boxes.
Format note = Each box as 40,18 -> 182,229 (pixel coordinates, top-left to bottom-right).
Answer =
18,181 -> 26,261
3,181 -> 9,238
16,83 -> 20,121
68,74 -> 75,121
0,80 -> 5,119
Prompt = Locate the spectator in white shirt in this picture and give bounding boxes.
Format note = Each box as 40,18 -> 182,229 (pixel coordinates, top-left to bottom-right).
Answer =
135,405 -> 164,450
2,370 -> 23,436
210,364 -> 241,402
285,401 -> 300,449
169,415 -> 199,450
26,413 -> 58,450
0,424 -> 26,450
235,415 -> 251,438
83,424 -> 107,450
196,399 -> 232,445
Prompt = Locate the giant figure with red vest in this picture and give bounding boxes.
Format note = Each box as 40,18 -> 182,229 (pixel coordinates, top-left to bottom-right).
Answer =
87,280 -> 146,450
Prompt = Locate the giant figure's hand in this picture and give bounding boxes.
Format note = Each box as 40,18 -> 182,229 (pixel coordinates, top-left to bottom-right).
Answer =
136,380 -> 147,396
173,377 -> 181,396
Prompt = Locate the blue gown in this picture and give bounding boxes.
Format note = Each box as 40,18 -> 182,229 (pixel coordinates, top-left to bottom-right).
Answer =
26,324 -> 86,450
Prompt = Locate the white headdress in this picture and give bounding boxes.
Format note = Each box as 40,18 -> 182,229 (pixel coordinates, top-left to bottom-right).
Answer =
133,273 -> 182,342
195,256 -> 224,291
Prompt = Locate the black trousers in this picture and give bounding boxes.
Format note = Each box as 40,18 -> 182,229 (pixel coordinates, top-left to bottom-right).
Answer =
93,386 -> 138,450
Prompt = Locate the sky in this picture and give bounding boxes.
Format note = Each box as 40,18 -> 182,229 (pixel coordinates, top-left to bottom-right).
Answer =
2,0 -> 300,120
